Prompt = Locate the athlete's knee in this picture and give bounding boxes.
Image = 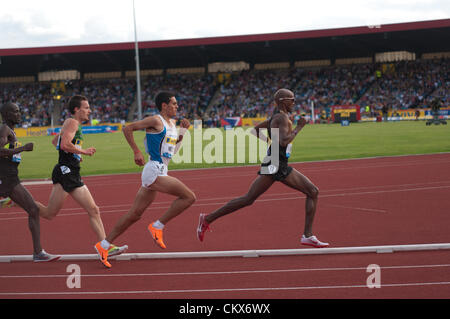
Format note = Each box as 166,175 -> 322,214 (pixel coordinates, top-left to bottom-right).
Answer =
39,206 -> 56,220
128,210 -> 142,223
27,204 -> 40,219
87,204 -> 101,217
308,185 -> 319,199
184,190 -> 196,206
242,194 -> 256,207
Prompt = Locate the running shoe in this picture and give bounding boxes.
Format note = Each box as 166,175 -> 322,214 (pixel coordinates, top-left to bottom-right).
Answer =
0,197 -> 14,208
108,244 -> 128,257
33,250 -> 60,262
94,242 -> 111,268
148,223 -> 166,249
301,235 -> 329,248
197,213 -> 211,242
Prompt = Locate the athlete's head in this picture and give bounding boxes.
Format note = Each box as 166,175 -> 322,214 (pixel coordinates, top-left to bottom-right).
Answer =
155,91 -> 178,117
68,95 -> 88,115
274,88 -> 295,112
0,102 -> 21,125
68,95 -> 91,121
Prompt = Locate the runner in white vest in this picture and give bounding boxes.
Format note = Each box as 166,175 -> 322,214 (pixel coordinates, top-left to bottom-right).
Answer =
94,91 -> 195,268
142,114 -> 179,186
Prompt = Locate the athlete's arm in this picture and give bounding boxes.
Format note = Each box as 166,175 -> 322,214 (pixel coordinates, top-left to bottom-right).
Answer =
250,119 -> 269,142
59,119 -> 95,156
0,125 -> 33,157
176,118 -> 190,144
272,114 -> 306,147
51,134 -> 59,147
122,115 -> 163,166
173,118 -> 190,154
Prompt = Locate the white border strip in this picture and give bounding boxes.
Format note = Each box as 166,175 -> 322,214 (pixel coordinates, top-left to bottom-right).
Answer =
1,243 -> 449,263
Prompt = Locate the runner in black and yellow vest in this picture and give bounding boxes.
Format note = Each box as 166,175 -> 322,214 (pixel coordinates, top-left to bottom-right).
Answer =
36,95 -> 127,264
197,88 -> 329,248
0,102 -> 59,261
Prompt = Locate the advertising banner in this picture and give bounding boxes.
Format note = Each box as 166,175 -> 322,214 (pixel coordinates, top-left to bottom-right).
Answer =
331,105 -> 361,122
220,117 -> 242,128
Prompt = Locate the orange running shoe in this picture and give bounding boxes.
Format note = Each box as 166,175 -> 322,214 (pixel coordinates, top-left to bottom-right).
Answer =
148,223 -> 166,249
94,242 -> 112,268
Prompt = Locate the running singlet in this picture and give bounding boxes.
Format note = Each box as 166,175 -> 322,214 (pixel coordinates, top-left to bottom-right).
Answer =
0,131 -> 21,176
266,109 -> 293,165
144,115 -> 178,166
56,124 -> 84,168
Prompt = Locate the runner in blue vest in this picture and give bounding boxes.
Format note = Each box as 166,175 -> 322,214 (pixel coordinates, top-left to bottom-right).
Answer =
95,91 -> 195,268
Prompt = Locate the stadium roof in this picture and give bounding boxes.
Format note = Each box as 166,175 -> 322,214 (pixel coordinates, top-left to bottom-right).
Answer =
0,18 -> 449,77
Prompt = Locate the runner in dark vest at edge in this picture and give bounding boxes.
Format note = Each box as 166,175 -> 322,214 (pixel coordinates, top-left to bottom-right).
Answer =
0,102 -> 59,261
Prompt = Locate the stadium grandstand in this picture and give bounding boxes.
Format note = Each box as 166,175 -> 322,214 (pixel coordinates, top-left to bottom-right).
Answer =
0,18 -> 449,130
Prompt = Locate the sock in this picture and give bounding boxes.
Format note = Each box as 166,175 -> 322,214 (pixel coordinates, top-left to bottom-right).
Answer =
152,220 -> 165,229
101,239 -> 111,250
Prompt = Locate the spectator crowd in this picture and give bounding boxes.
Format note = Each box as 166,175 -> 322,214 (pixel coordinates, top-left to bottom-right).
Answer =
1,58 -> 448,127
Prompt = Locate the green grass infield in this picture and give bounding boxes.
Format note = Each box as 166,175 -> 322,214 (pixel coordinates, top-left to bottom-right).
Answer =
15,120 -> 450,180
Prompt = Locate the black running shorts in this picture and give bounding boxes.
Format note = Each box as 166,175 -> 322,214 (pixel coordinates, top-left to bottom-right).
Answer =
258,163 -> 293,181
52,164 -> 84,193
0,174 -> 21,197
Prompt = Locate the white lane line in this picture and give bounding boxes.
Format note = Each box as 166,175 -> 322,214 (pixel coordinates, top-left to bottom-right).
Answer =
0,281 -> 449,296
2,264 -> 449,279
321,204 -> 388,213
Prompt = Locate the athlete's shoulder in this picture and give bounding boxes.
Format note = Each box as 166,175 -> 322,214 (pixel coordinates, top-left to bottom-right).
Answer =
63,117 -> 79,129
270,112 -> 289,127
142,114 -> 164,131
0,124 -> 12,137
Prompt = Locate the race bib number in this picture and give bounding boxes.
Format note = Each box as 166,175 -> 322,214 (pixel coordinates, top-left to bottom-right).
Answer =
72,139 -> 83,161
161,136 -> 177,159
11,141 -> 22,163
286,143 -> 292,158
60,165 -> 71,175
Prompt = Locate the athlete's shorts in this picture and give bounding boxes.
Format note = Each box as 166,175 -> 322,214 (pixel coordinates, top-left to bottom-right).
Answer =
258,163 -> 293,181
141,160 -> 168,188
0,174 -> 21,197
52,164 -> 84,193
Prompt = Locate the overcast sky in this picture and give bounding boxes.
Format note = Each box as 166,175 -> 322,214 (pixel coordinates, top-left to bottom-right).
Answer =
1,0 -> 449,49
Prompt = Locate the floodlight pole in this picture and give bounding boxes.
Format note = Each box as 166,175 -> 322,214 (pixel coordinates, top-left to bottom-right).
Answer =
133,0 -> 142,120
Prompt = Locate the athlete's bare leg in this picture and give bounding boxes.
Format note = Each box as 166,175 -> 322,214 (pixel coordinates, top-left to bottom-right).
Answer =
281,168 -> 319,237
106,187 -> 157,243
37,184 -> 68,220
70,185 -> 106,241
205,175 -> 275,224
149,175 -> 196,224
9,183 -> 43,255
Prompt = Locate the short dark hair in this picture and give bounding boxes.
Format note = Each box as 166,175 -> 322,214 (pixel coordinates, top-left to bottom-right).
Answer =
0,102 -> 16,118
68,95 -> 88,114
154,91 -> 175,112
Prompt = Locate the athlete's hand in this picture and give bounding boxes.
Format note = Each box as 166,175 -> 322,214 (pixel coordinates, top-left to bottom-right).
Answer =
180,118 -> 190,129
296,117 -> 307,130
134,150 -> 146,166
84,147 -> 96,156
23,143 -> 34,151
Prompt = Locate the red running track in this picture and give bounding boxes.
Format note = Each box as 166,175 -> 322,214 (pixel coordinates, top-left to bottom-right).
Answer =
0,153 -> 449,299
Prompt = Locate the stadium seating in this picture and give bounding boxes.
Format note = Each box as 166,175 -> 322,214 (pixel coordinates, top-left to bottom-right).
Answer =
0,58 -> 447,127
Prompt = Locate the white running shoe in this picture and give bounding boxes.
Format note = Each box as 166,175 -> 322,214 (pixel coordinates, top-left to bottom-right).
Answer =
301,235 -> 329,248
33,250 -> 61,262
108,244 -> 128,257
